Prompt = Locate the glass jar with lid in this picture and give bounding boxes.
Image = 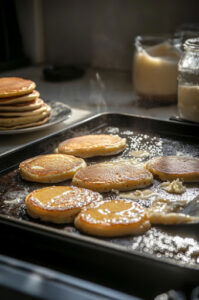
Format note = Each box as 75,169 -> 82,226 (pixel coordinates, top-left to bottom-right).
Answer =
133,35 -> 181,104
178,38 -> 199,122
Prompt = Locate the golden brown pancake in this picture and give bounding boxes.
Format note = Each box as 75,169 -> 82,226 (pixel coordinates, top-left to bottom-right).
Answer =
146,156 -> 199,182
73,161 -> 153,192
0,102 -> 48,116
75,199 -> 150,237
0,90 -> 40,105
20,154 -> 86,183
25,186 -> 103,223
0,77 -> 36,98
0,115 -> 50,130
0,98 -> 43,112
0,103 -> 51,127
58,134 -> 127,158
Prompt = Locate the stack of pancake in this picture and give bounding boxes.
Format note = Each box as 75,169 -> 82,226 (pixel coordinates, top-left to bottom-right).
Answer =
0,77 -> 51,130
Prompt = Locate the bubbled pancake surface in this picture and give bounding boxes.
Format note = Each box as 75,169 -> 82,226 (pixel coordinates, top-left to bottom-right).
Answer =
19,154 -> 86,183
146,156 -> 199,182
73,161 -> 153,192
0,90 -> 40,105
58,134 -> 127,158
75,199 -> 150,237
0,98 -> 43,112
25,186 -> 103,223
0,77 -> 36,98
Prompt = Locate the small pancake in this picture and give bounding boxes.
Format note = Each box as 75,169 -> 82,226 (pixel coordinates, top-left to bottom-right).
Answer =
0,77 -> 36,98
0,103 -> 51,127
58,134 -> 127,158
0,102 -> 48,116
75,199 -> 150,237
0,98 -> 43,112
0,115 -> 50,130
73,161 -> 153,192
146,156 -> 199,182
25,186 -> 103,223
0,90 -> 40,105
20,154 -> 87,183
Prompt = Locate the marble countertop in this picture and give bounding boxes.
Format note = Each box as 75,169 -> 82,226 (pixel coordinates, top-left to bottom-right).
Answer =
0,66 -> 177,157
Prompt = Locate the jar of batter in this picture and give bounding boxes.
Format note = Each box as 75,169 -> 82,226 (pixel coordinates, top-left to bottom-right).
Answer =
133,35 -> 181,104
178,38 -> 199,122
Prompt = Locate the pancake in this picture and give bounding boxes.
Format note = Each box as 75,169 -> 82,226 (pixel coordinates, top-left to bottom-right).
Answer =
0,103 -> 51,127
0,115 -> 50,130
0,90 -> 40,105
0,102 -> 48,116
75,199 -> 150,237
25,186 -> 103,223
73,161 -> 153,192
0,77 -> 36,98
19,154 -> 86,183
58,134 -> 127,158
0,98 -> 43,112
146,156 -> 199,182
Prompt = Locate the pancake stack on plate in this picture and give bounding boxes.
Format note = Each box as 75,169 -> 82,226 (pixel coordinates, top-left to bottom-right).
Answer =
0,77 -> 51,130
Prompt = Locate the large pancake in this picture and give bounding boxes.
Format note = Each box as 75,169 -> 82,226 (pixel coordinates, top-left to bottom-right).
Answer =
0,103 -> 51,127
25,186 -> 103,223
0,77 -> 36,98
75,199 -> 150,237
0,98 -> 43,112
19,154 -> 86,183
0,115 -> 50,130
0,102 -> 48,117
58,134 -> 127,158
0,90 -> 40,105
73,160 -> 153,192
146,156 -> 199,182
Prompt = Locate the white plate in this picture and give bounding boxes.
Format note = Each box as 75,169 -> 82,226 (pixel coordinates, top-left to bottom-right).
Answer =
0,101 -> 71,135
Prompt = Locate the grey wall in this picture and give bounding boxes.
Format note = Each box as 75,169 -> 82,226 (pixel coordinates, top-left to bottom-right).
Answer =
17,0 -> 199,70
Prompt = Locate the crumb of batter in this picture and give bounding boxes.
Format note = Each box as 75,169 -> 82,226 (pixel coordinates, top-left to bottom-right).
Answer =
119,189 -> 158,200
147,198 -> 198,224
160,179 -> 186,194
130,150 -> 150,158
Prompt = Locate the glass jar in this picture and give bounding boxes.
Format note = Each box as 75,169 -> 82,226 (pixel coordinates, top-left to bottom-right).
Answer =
133,35 -> 181,104
175,23 -> 199,50
178,38 -> 199,122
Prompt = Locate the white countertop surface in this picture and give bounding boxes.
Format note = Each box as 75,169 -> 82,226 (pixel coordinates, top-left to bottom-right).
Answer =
0,66 -> 177,157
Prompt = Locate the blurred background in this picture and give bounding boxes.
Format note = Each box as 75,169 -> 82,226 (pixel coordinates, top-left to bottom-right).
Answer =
1,0 -> 199,70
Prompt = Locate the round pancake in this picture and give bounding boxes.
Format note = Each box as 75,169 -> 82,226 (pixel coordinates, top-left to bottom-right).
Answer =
146,156 -> 199,182
20,154 -> 87,183
0,102 -> 48,116
0,103 -> 51,127
58,134 -> 127,158
25,186 -> 103,223
75,199 -> 150,237
0,98 -> 43,112
73,161 -> 153,192
0,90 -> 40,105
0,77 -> 36,98
0,115 -> 50,130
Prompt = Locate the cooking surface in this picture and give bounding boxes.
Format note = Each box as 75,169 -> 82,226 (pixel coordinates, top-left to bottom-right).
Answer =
0,114 -> 199,269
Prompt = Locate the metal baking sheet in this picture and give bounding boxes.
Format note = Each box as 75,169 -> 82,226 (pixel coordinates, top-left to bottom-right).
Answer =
0,113 -> 199,292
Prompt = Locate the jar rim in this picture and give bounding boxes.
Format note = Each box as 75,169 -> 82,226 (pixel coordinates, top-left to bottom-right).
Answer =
134,34 -> 176,49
